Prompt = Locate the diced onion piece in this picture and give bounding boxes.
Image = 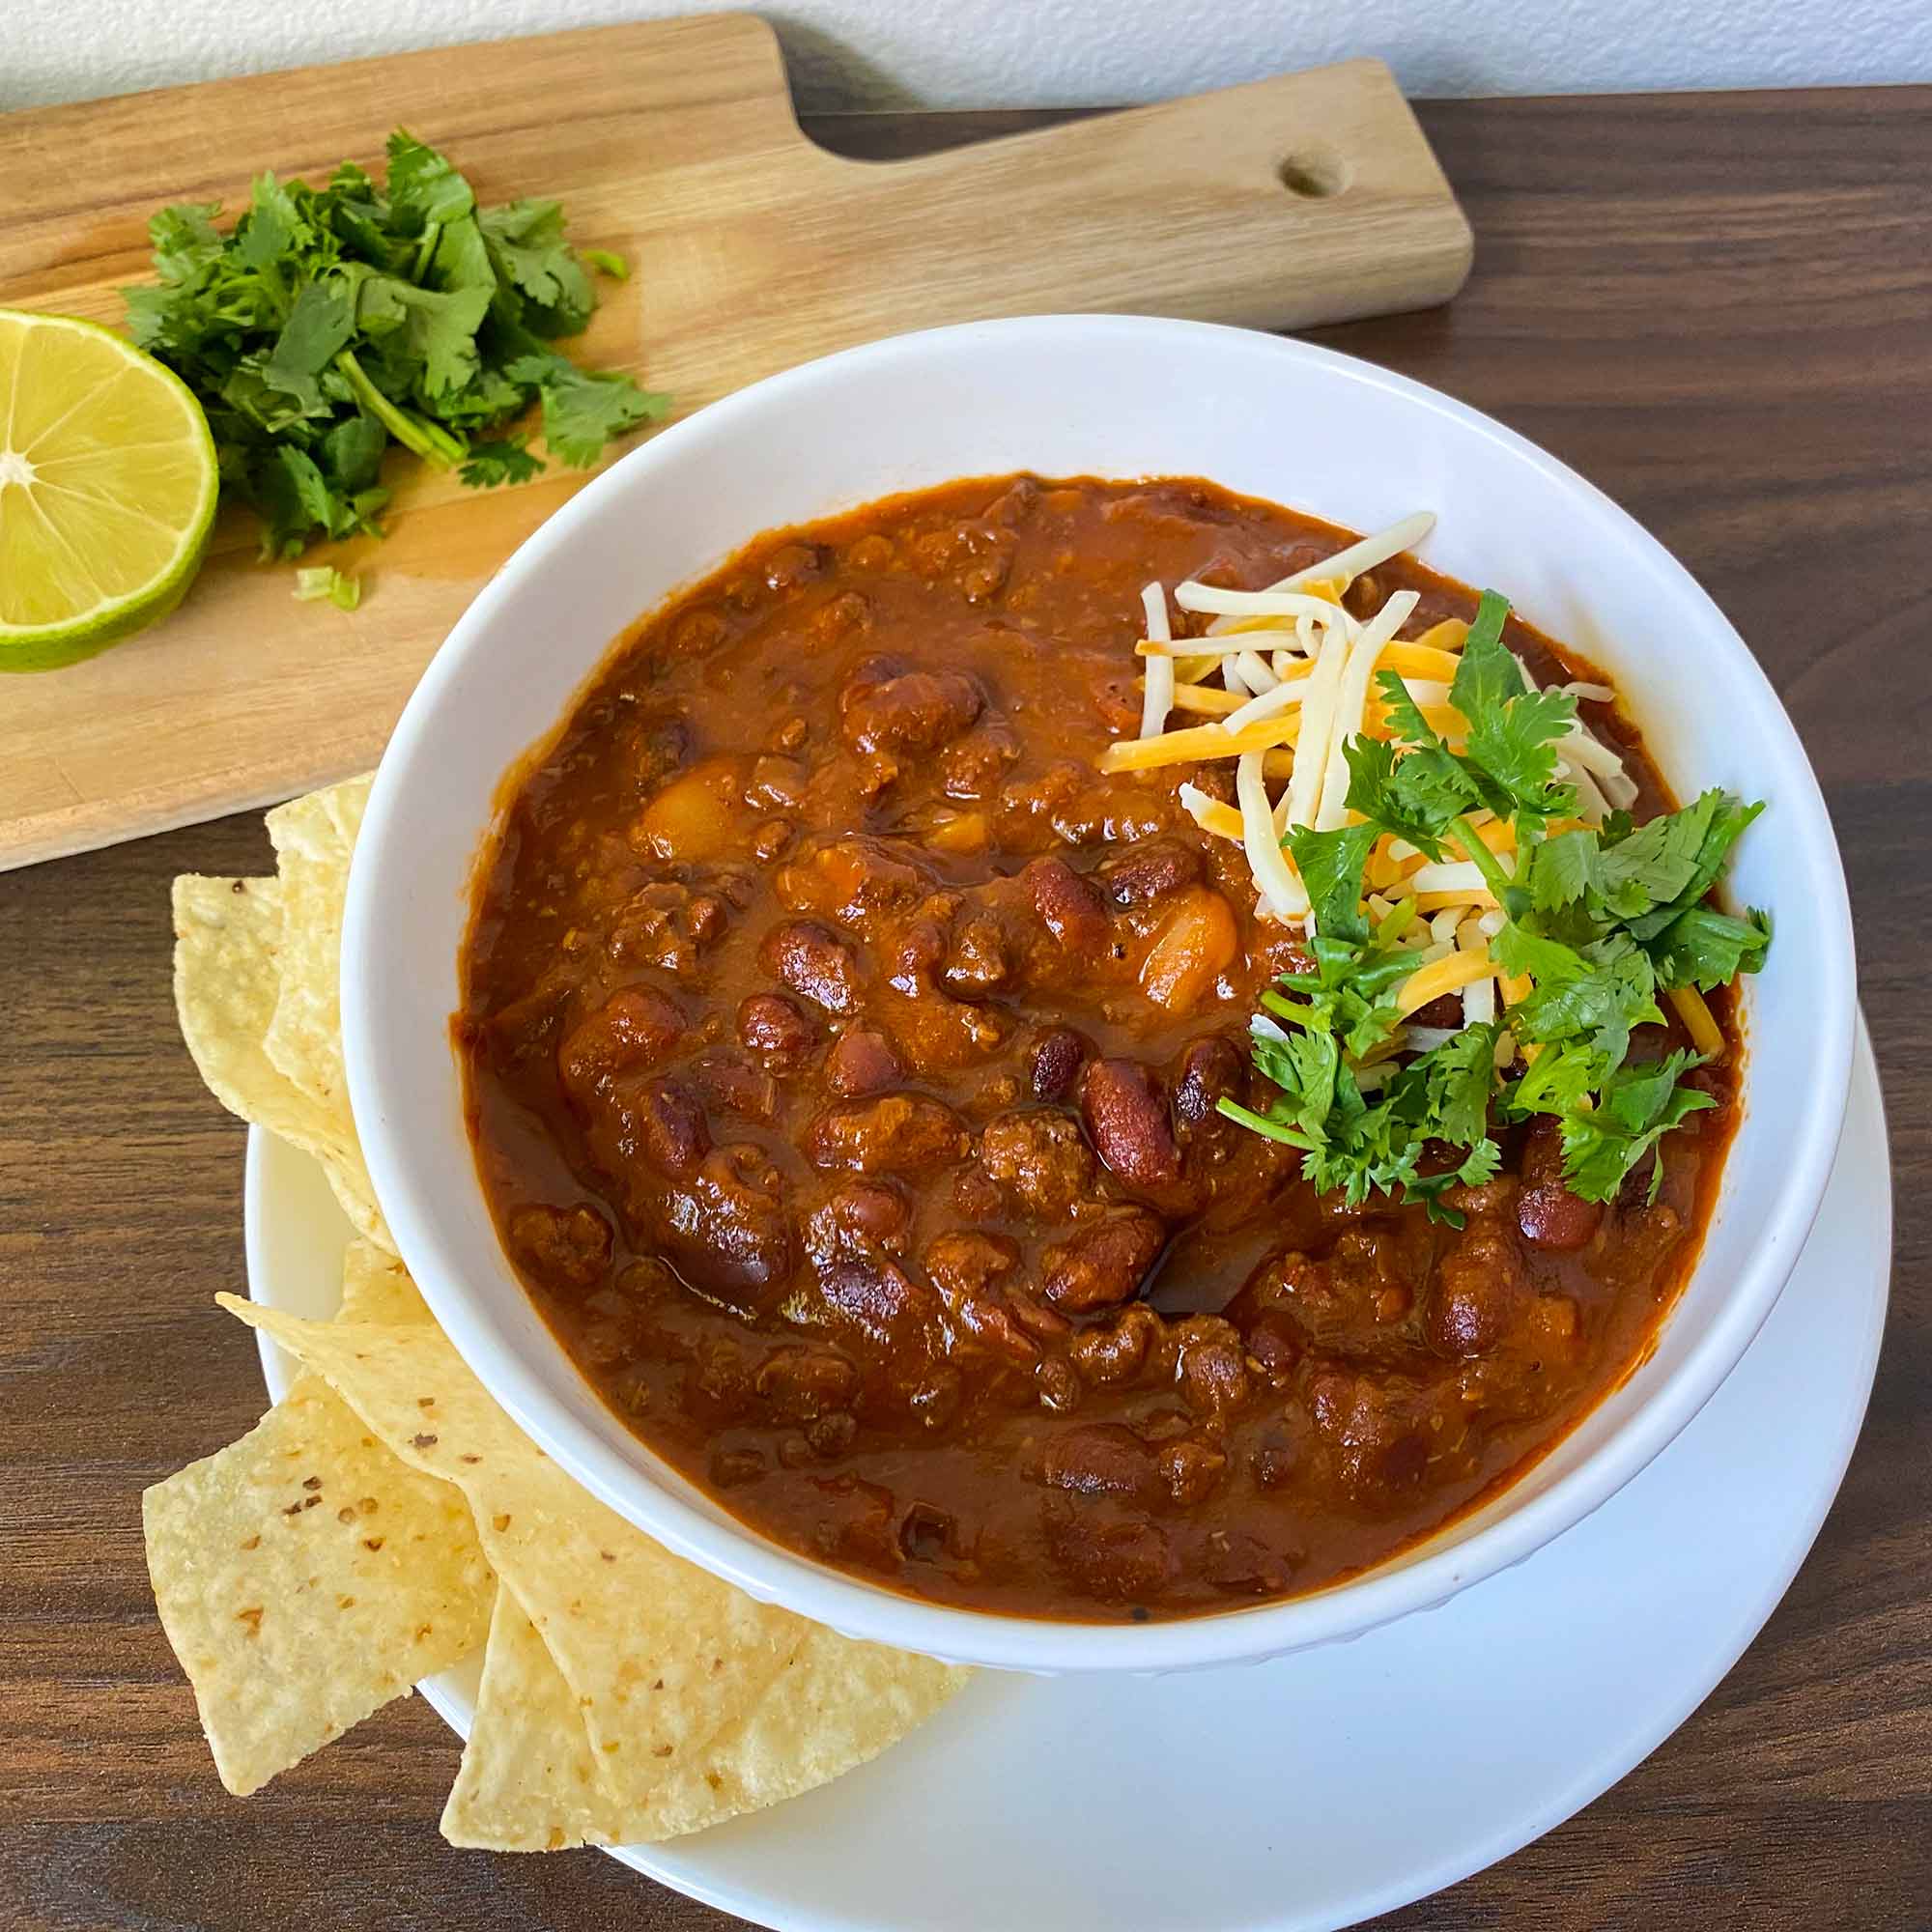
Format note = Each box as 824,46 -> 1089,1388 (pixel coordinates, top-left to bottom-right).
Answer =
1236,751 -> 1309,922
1099,714 -> 1300,773
1395,947 -> 1494,1017
1178,781 -> 1244,842
1139,582 -> 1175,740
1668,984 -> 1726,1059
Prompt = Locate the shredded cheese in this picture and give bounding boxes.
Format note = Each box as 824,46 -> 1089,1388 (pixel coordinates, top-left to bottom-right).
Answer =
1407,857 -> 1507,895
1204,511 -> 1435,632
1316,590 -> 1420,829
1178,782 -> 1244,842
1138,582 -> 1175,740
1234,648 -> 1278,694
1177,584 -> 1359,623
1395,947 -> 1495,1018
1236,751 -> 1309,921
1152,679 -> 1245,718
1099,714 -> 1300,774
1277,619 -> 1352,833
1415,617 -> 1468,652
1668,984 -> 1725,1059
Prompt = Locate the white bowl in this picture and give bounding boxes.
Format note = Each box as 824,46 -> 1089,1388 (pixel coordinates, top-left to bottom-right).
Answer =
343,315 -> 1856,1675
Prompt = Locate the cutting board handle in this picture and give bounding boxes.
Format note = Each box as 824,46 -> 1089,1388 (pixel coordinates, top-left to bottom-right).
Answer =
787,51 -> 1472,332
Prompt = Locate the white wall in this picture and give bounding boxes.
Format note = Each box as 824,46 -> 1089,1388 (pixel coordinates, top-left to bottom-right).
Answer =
8,0 -> 1928,114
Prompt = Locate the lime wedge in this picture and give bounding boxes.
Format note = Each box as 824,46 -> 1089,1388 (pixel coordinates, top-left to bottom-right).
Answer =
0,308 -> 218,673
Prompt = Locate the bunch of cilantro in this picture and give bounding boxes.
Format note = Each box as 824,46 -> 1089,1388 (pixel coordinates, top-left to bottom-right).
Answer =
1218,590 -> 1771,1221
123,131 -> 668,563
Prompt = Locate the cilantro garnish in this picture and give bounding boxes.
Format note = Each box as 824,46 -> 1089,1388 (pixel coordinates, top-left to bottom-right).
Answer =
1219,586 -> 1771,1210
123,132 -> 670,570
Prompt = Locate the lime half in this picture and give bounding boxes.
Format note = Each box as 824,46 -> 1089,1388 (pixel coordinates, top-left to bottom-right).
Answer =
0,308 -> 219,672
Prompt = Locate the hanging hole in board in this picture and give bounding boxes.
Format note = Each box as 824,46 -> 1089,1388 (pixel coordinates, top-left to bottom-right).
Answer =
1276,151 -> 1348,199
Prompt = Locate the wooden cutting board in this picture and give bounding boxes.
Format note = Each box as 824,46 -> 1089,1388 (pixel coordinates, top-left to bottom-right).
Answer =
0,15 -> 1470,870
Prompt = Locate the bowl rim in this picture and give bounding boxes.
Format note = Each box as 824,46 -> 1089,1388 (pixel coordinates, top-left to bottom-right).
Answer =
344,314 -> 1857,1674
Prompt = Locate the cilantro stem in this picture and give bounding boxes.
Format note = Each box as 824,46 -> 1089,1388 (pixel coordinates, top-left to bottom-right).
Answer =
1214,1096 -> 1317,1150
332,349 -> 468,469
1452,814 -> 1519,907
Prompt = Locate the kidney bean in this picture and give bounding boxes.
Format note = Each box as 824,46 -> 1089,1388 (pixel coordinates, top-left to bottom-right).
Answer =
1080,1059 -> 1180,1191
631,1077 -> 710,1181
760,918 -> 862,1014
1040,1208 -> 1166,1313
825,1028 -> 903,1097
1098,837 -> 1204,908
1023,856 -> 1111,956
738,992 -> 814,1066
1038,1424 -> 1161,1504
1427,1222 -> 1530,1357
1028,1026 -> 1092,1102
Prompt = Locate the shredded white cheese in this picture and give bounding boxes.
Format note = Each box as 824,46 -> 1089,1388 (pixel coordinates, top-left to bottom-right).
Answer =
1277,619 -> 1352,835
1315,589 -> 1420,830
1203,511 -> 1435,636
1236,750 -> 1309,921
1138,582 -> 1175,740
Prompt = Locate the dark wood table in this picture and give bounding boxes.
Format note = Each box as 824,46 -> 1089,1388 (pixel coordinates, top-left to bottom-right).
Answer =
2,85 -> 1926,1932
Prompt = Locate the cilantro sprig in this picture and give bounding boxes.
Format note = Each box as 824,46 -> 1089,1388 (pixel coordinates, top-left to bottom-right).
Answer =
1218,588 -> 1771,1210
124,132 -> 669,565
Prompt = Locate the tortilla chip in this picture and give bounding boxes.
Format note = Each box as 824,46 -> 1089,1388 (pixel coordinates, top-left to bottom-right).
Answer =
221,1298 -> 969,1841
627,1616 -> 971,1842
172,872 -> 392,1252
442,1585 -> 619,1852
142,1372 -> 492,1796
262,776 -> 371,1126
337,1238 -> 431,1326
444,1587 -> 966,1850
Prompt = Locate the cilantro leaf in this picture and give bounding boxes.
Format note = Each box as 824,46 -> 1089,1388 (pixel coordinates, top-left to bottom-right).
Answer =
1646,904 -> 1773,991
1343,723 -> 1473,861
384,130 -> 476,232
507,351 -> 669,466
480,200 -> 595,334
459,435 -> 546,489
122,128 -> 670,575
1283,822 -> 1378,946
1558,1050 -> 1716,1203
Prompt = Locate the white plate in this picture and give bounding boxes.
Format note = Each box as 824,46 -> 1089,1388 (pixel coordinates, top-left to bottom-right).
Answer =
244,1020 -> 1889,1932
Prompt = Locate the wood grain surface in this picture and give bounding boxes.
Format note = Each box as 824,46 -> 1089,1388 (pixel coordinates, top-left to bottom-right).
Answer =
0,17 -> 1468,871
1,86 -> 1927,1932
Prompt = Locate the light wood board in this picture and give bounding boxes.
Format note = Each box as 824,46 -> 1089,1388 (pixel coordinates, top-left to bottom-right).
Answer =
0,14 -> 1471,869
